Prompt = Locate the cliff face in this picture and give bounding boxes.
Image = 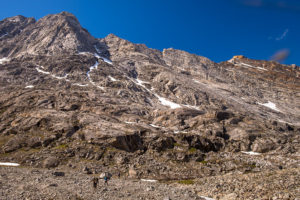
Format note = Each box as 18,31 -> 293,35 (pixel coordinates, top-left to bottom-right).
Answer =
0,12 -> 299,197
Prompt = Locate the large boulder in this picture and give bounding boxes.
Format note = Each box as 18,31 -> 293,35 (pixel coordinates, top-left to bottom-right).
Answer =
251,138 -> 276,153
111,133 -> 144,152
43,157 -> 60,168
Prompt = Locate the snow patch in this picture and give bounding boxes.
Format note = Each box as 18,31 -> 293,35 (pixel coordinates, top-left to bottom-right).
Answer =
36,67 -> 50,74
193,79 -> 201,84
125,121 -> 135,124
136,79 -> 149,86
108,76 -> 118,82
87,61 -> 99,80
25,85 -> 34,88
149,124 -> 160,128
78,52 -> 92,56
200,196 -> 215,200
134,77 -> 181,109
155,94 -> 182,109
0,162 -> 20,167
0,57 -> 10,64
51,74 -> 68,80
258,101 -> 280,112
94,45 -> 113,64
238,63 -> 267,71
140,179 -> 158,183
174,130 -> 188,134
97,86 -> 105,90
73,83 -> 88,87
94,53 -> 113,65
8,18 -> 20,22
184,104 -> 200,110
241,151 -> 261,156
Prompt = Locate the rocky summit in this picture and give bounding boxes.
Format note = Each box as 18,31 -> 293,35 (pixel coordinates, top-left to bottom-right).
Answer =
0,12 -> 299,200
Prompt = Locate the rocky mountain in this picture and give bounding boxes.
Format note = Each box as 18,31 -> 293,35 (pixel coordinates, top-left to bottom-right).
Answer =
0,12 -> 299,199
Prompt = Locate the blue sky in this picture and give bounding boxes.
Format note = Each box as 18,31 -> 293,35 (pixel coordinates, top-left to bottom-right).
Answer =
1,0 -> 299,65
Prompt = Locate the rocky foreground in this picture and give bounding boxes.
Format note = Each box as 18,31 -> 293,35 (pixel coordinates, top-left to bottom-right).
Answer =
0,164 -> 299,200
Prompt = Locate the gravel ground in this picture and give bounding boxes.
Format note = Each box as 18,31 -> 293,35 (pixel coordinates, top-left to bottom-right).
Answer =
0,165 -> 299,200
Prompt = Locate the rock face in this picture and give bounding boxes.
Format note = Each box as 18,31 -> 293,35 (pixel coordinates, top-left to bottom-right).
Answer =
0,12 -> 300,199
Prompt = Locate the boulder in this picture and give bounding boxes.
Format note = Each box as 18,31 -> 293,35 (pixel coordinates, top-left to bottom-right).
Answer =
52,172 -> 65,176
128,167 -> 138,178
43,157 -> 59,168
111,133 -> 144,152
215,111 -> 234,121
251,138 -> 276,153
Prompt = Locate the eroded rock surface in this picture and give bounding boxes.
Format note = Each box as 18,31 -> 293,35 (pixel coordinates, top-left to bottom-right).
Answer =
0,12 -> 299,199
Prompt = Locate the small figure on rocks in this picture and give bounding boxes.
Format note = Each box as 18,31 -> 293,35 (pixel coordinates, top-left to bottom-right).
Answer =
117,171 -> 121,179
100,172 -> 112,186
92,177 -> 99,189
104,175 -> 109,185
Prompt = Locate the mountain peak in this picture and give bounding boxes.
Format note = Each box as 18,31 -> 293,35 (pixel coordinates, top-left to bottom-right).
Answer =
0,12 -> 100,57
39,11 -> 79,25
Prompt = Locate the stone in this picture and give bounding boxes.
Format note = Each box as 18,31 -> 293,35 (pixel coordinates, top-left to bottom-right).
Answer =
128,167 -> 137,178
52,172 -> 65,177
43,157 -> 59,168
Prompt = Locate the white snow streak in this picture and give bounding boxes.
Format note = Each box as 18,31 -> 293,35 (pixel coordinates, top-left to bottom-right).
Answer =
94,45 -> 113,65
241,151 -> 261,156
136,79 -> 150,86
94,53 -> 113,65
87,61 -> 99,80
97,86 -> 105,90
174,130 -> 188,134
193,79 -> 201,84
184,104 -> 200,110
25,85 -> 34,88
134,78 -> 186,109
258,101 -> 280,112
51,74 -> 68,80
200,196 -> 215,200
149,124 -> 160,128
108,76 -> 118,82
73,83 -> 88,87
235,62 -> 268,71
0,57 -> 10,64
0,162 -> 20,167
155,94 -> 182,109
36,67 -> 50,74
140,179 -> 158,183
124,121 -> 136,124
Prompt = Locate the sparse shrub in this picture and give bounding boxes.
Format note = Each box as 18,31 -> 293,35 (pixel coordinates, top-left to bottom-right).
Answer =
177,179 -> 195,185
188,147 -> 197,153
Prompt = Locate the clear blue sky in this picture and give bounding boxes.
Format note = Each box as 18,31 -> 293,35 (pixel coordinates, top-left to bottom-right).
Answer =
1,0 -> 299,65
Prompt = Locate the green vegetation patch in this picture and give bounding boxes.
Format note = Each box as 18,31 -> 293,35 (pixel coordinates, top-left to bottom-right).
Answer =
197,160 -> 208,164
54,144 -> 68,149
188,147 -> 197,153
177,179 -> 195,185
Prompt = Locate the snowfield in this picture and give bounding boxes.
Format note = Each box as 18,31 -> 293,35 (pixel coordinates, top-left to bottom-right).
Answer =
258,101 -> 280,112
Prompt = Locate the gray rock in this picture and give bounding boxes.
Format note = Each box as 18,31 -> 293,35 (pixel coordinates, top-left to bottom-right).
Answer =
43,157 -> 59,168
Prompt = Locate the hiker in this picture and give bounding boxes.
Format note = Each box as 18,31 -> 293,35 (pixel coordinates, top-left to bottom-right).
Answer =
117,171 -> 120,179
92,177 -> 99,189
104,175 -> 109,185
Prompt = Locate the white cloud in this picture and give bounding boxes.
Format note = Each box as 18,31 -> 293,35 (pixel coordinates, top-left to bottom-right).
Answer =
276,29 -> 289,41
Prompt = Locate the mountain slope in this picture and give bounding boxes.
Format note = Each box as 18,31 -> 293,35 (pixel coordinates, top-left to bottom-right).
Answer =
0,12 -> 299,199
